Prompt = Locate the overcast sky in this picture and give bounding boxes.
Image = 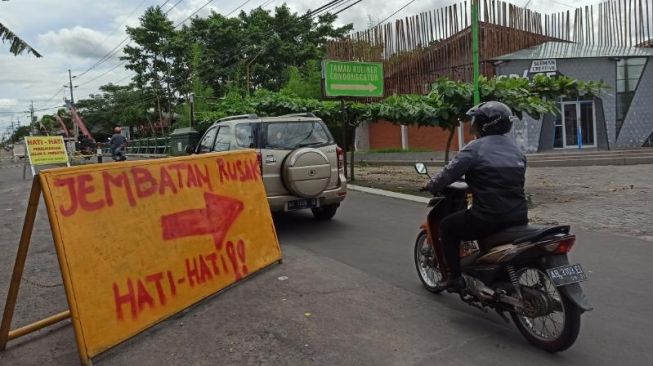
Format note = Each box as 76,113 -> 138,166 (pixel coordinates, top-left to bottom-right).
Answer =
0,0 -> 593,132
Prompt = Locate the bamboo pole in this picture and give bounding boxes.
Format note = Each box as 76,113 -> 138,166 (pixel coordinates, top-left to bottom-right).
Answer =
629,0 -> 633,46
7,311 -> 71,341
646,1 -> 653,47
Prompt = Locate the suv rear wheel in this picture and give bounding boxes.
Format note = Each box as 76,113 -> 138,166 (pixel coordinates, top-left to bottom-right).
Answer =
311,204 -> 339,220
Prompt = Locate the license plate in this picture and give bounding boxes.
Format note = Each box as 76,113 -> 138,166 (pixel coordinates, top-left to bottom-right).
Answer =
546,264 -> 588,287
287,198 -> 318,211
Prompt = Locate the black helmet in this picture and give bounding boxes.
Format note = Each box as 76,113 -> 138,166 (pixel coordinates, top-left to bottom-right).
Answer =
466,101 -> 514,136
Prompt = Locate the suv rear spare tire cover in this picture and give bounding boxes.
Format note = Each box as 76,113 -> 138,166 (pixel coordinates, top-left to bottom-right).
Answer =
282,147 -> 331,198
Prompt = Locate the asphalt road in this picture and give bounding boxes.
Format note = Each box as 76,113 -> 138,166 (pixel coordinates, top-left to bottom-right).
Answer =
0,161 -> 651,365
274,190 -> 653,366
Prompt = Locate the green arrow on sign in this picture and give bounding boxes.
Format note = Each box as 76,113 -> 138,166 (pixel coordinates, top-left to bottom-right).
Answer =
331,83 -> 378,92
323,60 -> 384,98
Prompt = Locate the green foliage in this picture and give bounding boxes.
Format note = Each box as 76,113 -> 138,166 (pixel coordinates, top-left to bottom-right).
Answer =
8,125 -> 31,142
0,21 -> 42,57
75,84 -> 154,134
191,74 -> 606,135
282,60 -> 323,99
78,5 -> 352,133
188,5 -> 351,95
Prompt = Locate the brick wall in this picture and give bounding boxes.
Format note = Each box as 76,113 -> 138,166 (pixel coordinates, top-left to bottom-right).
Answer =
368,120 -> 402,149
368,120 -> 475,151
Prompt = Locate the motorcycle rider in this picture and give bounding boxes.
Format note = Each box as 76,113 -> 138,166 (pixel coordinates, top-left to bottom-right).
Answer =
110,126 -> 128,161
422,101 -> 528,291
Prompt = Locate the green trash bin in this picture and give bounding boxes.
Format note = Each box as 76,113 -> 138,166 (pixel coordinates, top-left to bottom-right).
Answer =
168,127 -> 200,156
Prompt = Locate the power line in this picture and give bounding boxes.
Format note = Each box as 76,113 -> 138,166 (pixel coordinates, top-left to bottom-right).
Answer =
79,0 -> 363,111
306,0 -> 347,18
333,0 -> 364,16
100,0 -> 150,44
373,0 -> 418,28
175,0 -> 216,27
75,0 -> 180,81
259,0 -> 276,8
41,87 -> 66,105
226,0 -> 254,17
77,60 -> 129,88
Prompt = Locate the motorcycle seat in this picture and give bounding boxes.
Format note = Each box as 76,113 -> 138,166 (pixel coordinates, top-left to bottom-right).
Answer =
479,224 -> 571,251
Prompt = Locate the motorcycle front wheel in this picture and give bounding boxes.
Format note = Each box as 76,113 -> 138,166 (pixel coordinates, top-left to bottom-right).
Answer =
510,267 -> 582,352
414,230 -> 445,294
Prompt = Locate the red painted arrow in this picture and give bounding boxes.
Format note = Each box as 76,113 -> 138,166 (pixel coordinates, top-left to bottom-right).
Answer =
161,192 -> 244,250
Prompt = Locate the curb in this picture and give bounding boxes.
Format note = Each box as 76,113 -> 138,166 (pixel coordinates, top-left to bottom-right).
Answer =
348,184 -> 430,204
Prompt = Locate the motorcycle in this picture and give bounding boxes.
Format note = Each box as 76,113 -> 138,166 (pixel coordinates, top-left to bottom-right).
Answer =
413,163 -> 591,352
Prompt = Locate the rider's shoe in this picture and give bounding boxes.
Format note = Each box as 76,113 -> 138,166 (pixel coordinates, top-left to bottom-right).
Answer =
437,276 -> 466,293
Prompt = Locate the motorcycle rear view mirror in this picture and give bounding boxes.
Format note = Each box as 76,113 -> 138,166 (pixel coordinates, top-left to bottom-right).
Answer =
414,163 -> 428,175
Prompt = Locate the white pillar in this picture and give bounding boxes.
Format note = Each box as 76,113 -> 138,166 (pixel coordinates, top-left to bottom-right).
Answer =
457,121 -> 465,150
401,124 -> 408,150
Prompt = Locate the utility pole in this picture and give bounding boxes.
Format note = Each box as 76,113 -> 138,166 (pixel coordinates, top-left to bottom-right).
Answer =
67,69 -> 78,140
471,0 -> 481,105
10,119 -> 15,145
29,101 -> 34,125
28,101 -> 35,135
189,93 -> 194,128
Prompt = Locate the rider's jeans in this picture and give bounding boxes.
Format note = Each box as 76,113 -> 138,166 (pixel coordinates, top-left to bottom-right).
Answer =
440,209 -> 526,278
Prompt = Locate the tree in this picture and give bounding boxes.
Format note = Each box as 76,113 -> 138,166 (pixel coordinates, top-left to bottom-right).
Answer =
282,60 -> 323,99
373,75 -> 606,162
0,21 -> 41,57
187,5 -> 351,96
122,6 -> 189,128
8,125 -> 31,142
75,84 -> 155,136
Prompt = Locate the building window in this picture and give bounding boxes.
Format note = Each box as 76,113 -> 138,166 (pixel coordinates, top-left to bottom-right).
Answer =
616,58 -> 647,138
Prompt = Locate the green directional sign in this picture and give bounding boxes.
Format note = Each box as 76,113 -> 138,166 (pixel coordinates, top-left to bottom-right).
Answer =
323,60 -> 384,98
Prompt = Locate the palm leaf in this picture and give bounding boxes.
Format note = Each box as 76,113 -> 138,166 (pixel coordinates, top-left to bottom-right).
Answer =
0,21 -> 42,57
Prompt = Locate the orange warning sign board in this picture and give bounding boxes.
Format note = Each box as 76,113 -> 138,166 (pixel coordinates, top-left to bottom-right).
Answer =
25,136 -> 68,165
38,151 -> 281,362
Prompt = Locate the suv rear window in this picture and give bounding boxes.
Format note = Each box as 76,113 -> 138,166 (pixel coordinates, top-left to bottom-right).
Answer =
263,121 -> 333,149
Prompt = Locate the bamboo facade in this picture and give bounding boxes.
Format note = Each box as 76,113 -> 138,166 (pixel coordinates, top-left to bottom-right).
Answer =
326,0 -> 653,95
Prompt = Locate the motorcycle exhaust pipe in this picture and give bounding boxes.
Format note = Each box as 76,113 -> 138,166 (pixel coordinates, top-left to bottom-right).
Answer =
462,274 -> 496,300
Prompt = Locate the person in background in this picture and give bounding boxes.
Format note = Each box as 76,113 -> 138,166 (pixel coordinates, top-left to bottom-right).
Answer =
110,126 -> 128,161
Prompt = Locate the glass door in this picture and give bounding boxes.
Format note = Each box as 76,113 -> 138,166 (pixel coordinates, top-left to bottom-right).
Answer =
563,104 -> 579,147
557,101 -> 596,148
579,102 -> 595,146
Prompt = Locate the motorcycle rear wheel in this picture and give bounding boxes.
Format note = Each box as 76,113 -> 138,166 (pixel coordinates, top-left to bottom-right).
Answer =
510,267 -> 582,352
414,231 -> 445,294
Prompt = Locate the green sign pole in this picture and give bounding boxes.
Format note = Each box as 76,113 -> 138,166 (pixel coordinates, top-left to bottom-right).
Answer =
472,0 -> 480,105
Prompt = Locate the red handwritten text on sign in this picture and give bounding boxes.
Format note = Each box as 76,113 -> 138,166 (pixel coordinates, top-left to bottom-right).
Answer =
53,157 -> 260,217
112,193 -> 249,321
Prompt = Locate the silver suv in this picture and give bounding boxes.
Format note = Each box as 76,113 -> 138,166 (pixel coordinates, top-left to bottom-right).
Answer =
193,113 -> 347,220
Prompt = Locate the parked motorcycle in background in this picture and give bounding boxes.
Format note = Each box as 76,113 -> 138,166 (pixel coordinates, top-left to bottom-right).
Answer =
413,163 -> 592,352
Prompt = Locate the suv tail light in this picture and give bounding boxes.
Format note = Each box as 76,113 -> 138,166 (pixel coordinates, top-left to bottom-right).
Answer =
336,146 -> 344,171
256,152 -> 262,174
543,235 -> 576,254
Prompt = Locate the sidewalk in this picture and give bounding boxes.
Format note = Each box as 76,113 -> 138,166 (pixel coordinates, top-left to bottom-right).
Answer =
352,163 -> 653,241
353,148 -> 653,167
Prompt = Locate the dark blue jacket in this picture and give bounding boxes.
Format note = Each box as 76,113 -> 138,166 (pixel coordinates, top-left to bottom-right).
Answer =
427,135 -> 528,223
